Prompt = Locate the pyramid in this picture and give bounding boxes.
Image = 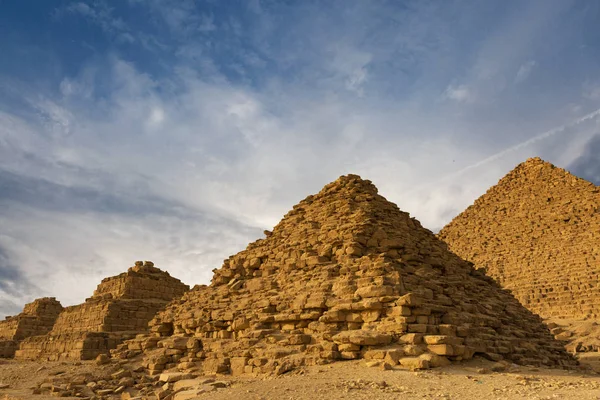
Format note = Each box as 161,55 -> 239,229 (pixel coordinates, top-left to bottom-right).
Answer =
15,261 -> 189,361
0,297 -> 63,358
439,157 -> 600,320
115,175 -> 575,376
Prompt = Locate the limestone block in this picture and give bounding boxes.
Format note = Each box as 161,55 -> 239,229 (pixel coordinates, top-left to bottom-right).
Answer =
331,330 -> 392,346
354,285 -> 393,298
399,357 -> 430,370
384,349 -> 403,365
419,353 -> 451,367
159,372 -> 195,383
427,344 -> 455,356
423,335 -> 464,345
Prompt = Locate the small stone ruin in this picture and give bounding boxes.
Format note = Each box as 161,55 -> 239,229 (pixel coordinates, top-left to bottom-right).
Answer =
15,261 -> 189,361
0,297 -> 63,358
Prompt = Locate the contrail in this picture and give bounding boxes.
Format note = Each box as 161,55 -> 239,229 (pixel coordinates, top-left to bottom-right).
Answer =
410,107 -> 600,193
447,107 -> 600,178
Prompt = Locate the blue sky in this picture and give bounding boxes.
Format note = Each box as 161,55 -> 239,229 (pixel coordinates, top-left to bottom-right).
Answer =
1,0 -> 600,315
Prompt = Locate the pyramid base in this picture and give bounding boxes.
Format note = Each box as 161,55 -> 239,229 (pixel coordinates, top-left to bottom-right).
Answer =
113,302 -> 577,377
15,331 -> 138,361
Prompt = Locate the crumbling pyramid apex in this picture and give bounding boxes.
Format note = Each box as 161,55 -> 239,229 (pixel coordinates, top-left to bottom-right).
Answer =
439,157 -> 600,319
117,175 -> 576,377
328,173 -> 378,191
489,156 -> 595,191
524,156 -> 547,165
92,260 -> 184,301
211,172 -> 417,288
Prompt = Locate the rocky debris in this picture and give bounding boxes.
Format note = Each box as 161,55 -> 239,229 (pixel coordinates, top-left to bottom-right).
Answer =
439,157 -> 600,321
110,174 -> 576,380
96,354 -> 111,366
489,373 -> 600,398
334,378 -> 410,394
32,361 -> 148,398
547,320 -> 600,353
0,297 -> 63,358
21,358 -> 588,400
15,261 -> 189,361
28,358 -> 231,400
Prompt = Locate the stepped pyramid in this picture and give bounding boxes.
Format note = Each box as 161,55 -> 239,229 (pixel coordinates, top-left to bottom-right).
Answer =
439,157 -> 600,320
0,297 -> 63,358
16,261 -> 189,361
115,175 -> 575,376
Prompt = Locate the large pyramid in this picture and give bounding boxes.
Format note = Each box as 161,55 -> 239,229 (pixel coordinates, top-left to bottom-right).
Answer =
439,157 -> 600,320
115,175 -> 575,376
16,261 -> 189,361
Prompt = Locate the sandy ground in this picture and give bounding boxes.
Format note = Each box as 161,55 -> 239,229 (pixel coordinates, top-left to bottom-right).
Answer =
0,359 -> 100,399
1,356 -> 600,399
192,358 -> 600,400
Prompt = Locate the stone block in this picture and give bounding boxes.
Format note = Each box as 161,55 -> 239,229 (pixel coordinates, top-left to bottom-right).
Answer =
427,344 -> 455,356
332,330 -> 392,346
399,357 -> 430,370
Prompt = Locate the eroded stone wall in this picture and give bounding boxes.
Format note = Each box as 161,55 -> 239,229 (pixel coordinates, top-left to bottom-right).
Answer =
16,262 -> 189,360
0,318 -> 19,340
0,297 -> 63,358
94,262 -> 190,302
16,332 -> 122,361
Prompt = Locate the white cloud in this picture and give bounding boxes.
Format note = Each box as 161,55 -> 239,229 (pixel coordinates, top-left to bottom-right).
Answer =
326,45 -> 372,95
515,60 -> 536,83
198,14 -> 217,33
346,67 -> 369,95
583,81 -> 600,100
444,84 -> 474,103
28,97 -> 74,138
148,107 -> 166,127
59,79 -> 75,96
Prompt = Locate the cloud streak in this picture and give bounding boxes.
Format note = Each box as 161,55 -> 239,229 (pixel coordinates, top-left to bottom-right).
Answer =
435,107 -> 600,183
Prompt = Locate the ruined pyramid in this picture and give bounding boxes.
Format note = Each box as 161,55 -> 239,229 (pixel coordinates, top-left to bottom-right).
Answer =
16,261 -> 189,361
115,174 -> 575,376
0,297 -> 63,358
439,157 -> 600,320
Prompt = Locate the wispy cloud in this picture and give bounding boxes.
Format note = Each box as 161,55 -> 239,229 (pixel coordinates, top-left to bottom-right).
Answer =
515,60 -> 536,83
444,84 -> 474,103
58,1 -> 135,44
583,80 -> 600,100
407,107 -> 600,195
